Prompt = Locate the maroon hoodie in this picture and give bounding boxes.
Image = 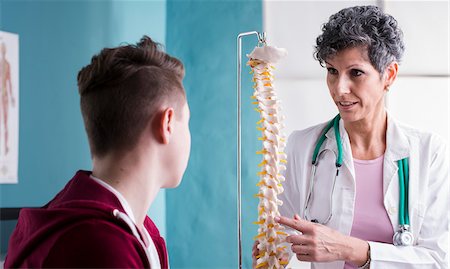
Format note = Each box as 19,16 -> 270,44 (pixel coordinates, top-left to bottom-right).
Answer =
4,170 -> 168,268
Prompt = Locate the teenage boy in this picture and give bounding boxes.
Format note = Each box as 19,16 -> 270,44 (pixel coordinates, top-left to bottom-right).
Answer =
5,36 -> 190,268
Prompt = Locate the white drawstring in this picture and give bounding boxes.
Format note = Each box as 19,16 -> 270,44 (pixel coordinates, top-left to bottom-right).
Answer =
113,209 -> 152,268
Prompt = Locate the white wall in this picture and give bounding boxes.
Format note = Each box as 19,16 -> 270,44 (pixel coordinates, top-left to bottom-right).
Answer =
263,0 -> 377,80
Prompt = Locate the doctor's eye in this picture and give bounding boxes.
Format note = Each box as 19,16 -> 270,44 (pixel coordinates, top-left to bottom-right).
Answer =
350,69 -> 364,77
327,67 -> 338,75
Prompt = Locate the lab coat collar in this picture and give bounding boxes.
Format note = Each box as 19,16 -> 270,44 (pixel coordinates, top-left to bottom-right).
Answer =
383,112 -> 411,193
323,116 -> 355,181
383,113 -> 412,231
321,112 -> 411,183
322,112 -> 410,160
385,112 -> 410,160
323,116 -> 349,151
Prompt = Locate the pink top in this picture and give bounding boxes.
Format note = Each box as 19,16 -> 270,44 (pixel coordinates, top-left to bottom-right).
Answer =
344,155 -> 394,269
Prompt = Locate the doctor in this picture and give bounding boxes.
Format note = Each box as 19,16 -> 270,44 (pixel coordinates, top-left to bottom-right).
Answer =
276,5 -> 449,269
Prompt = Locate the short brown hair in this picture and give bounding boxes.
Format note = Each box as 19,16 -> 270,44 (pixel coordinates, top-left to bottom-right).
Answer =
77,36 -> 185,157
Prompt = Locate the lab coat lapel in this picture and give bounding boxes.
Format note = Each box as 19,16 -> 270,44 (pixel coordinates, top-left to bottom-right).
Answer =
323,117 -> 355,236
324,117 -> 355,181
383,113 -> 410,229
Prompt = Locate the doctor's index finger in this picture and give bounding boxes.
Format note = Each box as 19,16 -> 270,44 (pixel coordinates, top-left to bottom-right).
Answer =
275,216 -> 315,233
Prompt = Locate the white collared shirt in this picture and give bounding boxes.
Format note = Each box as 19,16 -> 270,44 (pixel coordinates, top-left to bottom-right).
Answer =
90,175 -> 161,269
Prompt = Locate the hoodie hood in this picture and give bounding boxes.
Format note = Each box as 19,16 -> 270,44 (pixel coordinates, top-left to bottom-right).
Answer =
5,170 -> 167,268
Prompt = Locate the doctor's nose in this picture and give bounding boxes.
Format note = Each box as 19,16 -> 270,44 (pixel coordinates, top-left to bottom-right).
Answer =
331,76 -> 351,96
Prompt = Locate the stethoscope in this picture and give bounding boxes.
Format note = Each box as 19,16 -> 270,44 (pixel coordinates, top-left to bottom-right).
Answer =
303,114 -> 414,246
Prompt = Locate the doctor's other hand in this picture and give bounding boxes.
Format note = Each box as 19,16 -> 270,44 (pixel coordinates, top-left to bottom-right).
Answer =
275,215 -> 369,267
252,240 -> 289,268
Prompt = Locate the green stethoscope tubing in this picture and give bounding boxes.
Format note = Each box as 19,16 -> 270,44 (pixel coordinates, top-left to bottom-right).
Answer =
312,114 -> 343,168
310,114 -> 411,239
397,158 -> 410,226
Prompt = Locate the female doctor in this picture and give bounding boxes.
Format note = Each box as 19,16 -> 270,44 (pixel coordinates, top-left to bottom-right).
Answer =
275,5 -> 449,269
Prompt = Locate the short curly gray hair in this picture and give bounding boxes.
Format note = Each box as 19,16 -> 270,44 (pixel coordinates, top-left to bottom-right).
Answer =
314,5 -> 405,74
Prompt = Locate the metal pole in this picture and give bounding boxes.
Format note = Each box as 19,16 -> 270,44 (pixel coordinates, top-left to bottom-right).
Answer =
236,31 -> 266,269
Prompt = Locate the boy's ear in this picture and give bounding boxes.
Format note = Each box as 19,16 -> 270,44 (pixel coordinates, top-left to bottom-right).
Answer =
384,61 -> 398,90
160,107 -> 175,145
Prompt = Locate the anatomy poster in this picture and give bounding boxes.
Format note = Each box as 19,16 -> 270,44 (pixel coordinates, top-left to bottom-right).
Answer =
0,31 -> 19,184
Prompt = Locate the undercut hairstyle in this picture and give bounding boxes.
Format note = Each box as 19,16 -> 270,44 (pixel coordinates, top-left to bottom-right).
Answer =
314,5 -> 405,73
77,36 -> 185,157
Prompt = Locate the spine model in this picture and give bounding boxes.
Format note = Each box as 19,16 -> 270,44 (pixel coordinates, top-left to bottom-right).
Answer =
247,46 -> 288,269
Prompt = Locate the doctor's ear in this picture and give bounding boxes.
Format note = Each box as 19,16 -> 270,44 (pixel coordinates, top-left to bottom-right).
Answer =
158,107 -> 175,145
384,62 -> 399,91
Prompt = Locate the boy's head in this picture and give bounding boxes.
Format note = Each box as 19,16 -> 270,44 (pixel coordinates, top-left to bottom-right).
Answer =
77,36 -> 190,186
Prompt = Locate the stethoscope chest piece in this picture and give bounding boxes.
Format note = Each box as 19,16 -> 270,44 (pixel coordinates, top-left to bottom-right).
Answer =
393,225 -> 414,246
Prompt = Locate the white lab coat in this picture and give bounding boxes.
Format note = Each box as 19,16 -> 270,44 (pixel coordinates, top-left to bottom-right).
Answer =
280,113 -> 449,269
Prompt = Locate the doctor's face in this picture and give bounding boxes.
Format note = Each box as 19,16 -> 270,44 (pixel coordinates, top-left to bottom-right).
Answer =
325,46 -> 389,123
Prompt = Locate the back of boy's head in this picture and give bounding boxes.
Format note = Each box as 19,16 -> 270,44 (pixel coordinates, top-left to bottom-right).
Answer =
77,36 -> 185,157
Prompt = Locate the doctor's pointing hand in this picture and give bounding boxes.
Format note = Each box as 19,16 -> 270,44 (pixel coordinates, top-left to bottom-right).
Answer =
270,5 -> 449,269
276,215 -> 369,266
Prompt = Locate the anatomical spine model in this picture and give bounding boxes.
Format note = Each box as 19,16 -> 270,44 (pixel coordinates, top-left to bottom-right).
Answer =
248,45 -> 288,269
